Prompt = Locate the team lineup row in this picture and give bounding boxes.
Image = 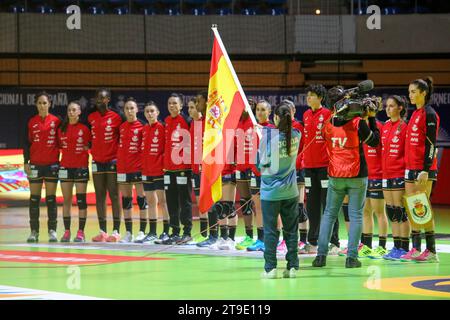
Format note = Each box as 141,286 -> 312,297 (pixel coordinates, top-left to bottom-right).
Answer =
22,79 -> 440,276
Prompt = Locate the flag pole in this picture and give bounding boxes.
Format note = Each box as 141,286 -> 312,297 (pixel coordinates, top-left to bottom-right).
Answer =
211,24 -> 261,139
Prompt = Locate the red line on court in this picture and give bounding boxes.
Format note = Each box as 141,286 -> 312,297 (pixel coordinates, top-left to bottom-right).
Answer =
0,250 -> 172,265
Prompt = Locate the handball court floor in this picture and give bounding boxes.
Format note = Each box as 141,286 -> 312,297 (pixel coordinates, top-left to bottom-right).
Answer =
0,205 -> 449,300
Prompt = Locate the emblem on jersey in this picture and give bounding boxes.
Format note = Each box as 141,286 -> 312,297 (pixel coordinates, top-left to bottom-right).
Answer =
155,129 -> 159,136
106,126 -> 112,132
152,137 -> 158,143
107,118 -> 112,125
78,130 -> 83,136
49,129 -> 55,135
50,121 -> 55,128
132,136 -> 138,142
77,137 -> 83,143
412,124 -> 418,132
173,124 -> 180,140
319,114 -> 324,122
133,129 -> 139,135
392,136 -> 399,143
206,90 -> 226,130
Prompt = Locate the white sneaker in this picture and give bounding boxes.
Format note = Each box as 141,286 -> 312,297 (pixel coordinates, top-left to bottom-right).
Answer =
48,230 -> 58,242
218,238 -> 235,250
261,269 -> 278,279
283,268 -> 297,278
328,244 -> 340,256
210,237 -> 226,250
119,231 -> 134,243
134,231 -> 146,243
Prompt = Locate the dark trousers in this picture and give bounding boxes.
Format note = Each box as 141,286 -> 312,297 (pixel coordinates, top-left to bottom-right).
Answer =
305,167 -> 340,247
262,197 -> 299,272
164,170 -> 193,236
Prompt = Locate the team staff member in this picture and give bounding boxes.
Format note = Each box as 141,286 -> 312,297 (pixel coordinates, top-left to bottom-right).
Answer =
116,98 -> 146,243
359,120 -> 389,258
140,102 -> 170,244
403,77 -> 440,263
58,102 -> 91,243
312,105 -> 380,269
23,92 -> 61,243
188,97 -> 209,243
380,96 -> 410,260
235,100 -> 258,250
258,102 -> 301,279
162,93 -> 193,245
303,85 -> 340,254
88,88 -> 123,242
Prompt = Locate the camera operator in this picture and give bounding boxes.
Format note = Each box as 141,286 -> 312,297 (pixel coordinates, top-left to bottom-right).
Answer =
312,83 -> 381,268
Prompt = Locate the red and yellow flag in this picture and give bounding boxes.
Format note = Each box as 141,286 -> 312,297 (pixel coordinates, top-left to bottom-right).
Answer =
199,28 -> 247,213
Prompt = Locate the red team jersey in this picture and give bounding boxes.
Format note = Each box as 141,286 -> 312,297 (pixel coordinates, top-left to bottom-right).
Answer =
58,122 -> 91,168
27,114 -> 61,165
405,106 -> 440,171
190,118 -> 205,175
117,120 -> 144,174
363,121 -> 383,180
164,114 -> 191,171
235,116 -> 257,172
381,119 -> 407,179
292,119 -> 305,170
141,121 -> 165,177
302,107 -> 331,168
88,110 -> 122,163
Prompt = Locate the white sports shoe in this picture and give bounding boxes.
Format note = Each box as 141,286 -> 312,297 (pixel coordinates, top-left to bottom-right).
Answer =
119,231 -> 134,243
261,269 -> 278,279
218,238 -> 235,250
48,230 -> 58,242
328,244 -> 340,256
210,237 -> 226,250
283,268 -> 298,278
134,231 -> 146,243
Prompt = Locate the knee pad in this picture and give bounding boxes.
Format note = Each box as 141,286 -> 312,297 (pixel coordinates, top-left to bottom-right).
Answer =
215,202 -> 226,220
30,195 -> 41,208
122,196 -> 133,210
342,204 -> 349,222
386,205 -> 397,222
298,203 -> 308,223
399,207 -> 408,222
137,196 -> 148,210
217,201 -> 234,219
223,201 -> 235,218
240,198 -> 253,216
76,193 -> 87,210
45,195 -> 56,206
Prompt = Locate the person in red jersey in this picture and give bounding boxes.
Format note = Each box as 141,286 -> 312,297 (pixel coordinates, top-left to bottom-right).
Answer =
303,84 -> 340,254
235,99 -> 258,251
23,92 -> 61,243
283,99 -> 309,254
58,101 -> 91,243
161,93 -> 193,245
139,102 -> 170,244
403,77 -> 440,263
380,96 -> 411,261
88,88 -> 123,242
114,98 -> 146,243
247,100 -> 275,252
187,96 -> 210,244
359,119 -> 389,258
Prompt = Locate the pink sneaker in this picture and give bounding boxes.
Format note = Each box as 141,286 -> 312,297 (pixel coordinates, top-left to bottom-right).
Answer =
74,230 -> 85,243
413,249 -> 439,263
400,248 -> 421,262
60,230 -> 71,242
92,231 -> 108,242
298,241 -> 306,251
106,230 -> 121,242
277,240 -> 287,253
339,243 -> 363,256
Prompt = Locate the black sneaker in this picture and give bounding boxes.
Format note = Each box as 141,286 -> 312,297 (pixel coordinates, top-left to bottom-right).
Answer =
345,257 -> 362,268
161,234 -> 181,245
312,255 -> 326,267
154,232 -> 170,244
178,234 -> 193,245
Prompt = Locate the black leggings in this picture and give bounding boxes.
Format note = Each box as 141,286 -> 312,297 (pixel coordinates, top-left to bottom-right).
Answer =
92,172 -> 121,232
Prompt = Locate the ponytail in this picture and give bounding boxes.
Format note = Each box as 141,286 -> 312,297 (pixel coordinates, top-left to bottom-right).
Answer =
274,103 -> 293,156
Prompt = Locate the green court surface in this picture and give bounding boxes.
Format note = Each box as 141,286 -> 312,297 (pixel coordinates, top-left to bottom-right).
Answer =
0,206 -> 449,300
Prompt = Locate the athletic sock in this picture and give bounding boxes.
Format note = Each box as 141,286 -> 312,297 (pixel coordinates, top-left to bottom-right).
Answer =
401,237 -> 410,252
411,230 -> 422,251
139,218 -> 147,233
393,237 -> 401,249
425,231 -> 436,254
78,217 -> 86,231
245,225 -> 254,238
229,226 -> 236,241
163,220 -> 170,234
200,218 -> 208,238
63,216 -> 71,231
362,233 -> 373,248
149,219 -> 157,235
125,218 -> 132,233
220,225 -> 228,240
113,218 -> 121,232
299,229 -> 307,244
378,236 -> 387,249
257,227 -> 264,242
99,217 -> 107,233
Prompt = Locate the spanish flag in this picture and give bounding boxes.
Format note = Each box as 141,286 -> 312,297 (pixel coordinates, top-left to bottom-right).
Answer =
199,26 -> 249,213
